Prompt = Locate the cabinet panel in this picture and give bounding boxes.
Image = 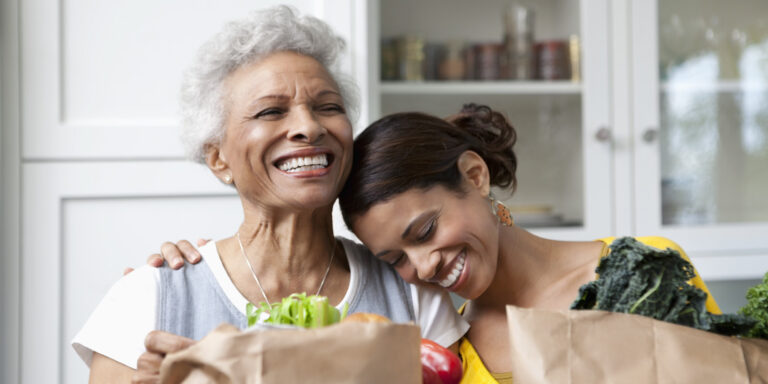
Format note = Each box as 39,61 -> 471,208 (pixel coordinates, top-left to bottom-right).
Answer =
61,196 -> 242,383
21,162 -> 241,383
21,0 -> 326,160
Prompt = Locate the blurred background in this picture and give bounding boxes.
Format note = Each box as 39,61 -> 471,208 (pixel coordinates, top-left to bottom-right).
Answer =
2,0 -> 767,383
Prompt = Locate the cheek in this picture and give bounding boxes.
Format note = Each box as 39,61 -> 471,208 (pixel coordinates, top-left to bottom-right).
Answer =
335,123 -> 354,151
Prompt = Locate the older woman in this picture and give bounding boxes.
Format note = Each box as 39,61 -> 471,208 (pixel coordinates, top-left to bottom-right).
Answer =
71,6 -> 467,383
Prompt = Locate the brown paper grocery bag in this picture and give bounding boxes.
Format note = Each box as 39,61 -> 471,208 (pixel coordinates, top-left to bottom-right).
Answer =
506,306 -> 768,384
159,322 -> 421,384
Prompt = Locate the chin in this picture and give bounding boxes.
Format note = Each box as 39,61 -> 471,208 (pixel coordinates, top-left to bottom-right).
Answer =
290,193 -> 338,210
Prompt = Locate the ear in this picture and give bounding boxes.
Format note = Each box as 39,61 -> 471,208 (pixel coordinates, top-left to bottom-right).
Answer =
457,150 -> 491,197
204,143 -> 232,184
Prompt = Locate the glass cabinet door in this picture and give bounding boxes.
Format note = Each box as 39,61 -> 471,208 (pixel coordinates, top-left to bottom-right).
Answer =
369,0 -> 612,240
633,0 -> 768,275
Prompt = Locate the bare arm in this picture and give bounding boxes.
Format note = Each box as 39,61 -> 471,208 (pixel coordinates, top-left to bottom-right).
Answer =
89,352 -> 135,384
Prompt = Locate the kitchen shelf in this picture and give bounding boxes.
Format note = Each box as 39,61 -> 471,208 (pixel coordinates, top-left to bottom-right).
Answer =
661,81 -> 768,93
380,81 -> 582,95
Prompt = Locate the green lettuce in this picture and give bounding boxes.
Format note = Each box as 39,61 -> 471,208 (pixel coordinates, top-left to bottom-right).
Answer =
246,292 -> 349,328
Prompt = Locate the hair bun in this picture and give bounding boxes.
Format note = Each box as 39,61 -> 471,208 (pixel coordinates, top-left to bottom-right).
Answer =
447,103 -> 518,190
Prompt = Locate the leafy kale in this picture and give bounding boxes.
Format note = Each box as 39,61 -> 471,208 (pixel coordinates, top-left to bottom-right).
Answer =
739,271 -> 768,339
571,237 -> 756,337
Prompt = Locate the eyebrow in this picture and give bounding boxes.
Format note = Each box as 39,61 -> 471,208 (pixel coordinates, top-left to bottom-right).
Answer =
316,89 -> 342,98
250,94 -> 290,104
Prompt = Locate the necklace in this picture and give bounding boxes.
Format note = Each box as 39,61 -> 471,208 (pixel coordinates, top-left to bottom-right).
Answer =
235,231 -> 335,307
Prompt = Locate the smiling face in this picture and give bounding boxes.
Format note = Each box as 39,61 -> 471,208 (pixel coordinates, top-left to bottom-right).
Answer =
207,51 -> 353,211
352,171 -> 502,300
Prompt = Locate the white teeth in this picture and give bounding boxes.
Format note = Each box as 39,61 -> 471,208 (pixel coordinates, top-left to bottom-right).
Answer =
277,154 -> 329,172
438,253 -> 466,288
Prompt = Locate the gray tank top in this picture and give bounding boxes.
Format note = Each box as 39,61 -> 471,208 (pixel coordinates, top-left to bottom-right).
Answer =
156,238 -> 415,340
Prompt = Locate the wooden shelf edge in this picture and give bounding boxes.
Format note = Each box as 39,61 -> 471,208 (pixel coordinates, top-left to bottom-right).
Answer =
380,81 -> 582,95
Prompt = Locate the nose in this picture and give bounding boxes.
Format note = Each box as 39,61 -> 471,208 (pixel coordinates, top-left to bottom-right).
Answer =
413,249 -> 443,282
288,106 -> 326,143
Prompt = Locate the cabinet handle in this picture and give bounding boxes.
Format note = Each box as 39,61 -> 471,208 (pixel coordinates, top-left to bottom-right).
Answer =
594,127 -> 611,142
642,128 -> 659,143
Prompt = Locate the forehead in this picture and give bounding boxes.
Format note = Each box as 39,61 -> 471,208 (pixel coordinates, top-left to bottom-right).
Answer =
225,51 -> 340,98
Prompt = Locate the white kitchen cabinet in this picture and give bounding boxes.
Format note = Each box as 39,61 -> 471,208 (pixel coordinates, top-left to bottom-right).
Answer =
632,0 -> 768,279
366,0 -> 613,242
365,0 -> 768,280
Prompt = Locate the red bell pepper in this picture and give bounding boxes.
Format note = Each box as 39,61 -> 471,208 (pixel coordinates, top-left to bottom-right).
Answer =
420,338 -> 462,384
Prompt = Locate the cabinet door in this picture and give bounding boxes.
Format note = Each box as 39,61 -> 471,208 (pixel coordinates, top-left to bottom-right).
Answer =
19,0 -> 356,160
633,0 -> 768,279
369,0 -> 612,240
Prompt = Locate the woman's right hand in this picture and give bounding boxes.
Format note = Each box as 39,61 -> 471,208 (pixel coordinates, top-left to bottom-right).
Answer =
147,239 -> 208,269
133,330 -> 195,384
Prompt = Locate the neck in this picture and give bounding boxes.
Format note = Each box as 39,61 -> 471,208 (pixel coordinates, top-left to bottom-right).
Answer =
220,200 -> 343,304
238,202 -> 336,276
472,225 -> 575,310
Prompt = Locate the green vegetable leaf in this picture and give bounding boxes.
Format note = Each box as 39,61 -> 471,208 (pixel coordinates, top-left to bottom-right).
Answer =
246,293 -> 348,329
571,237 -> 756,336
739,271 -> 768,339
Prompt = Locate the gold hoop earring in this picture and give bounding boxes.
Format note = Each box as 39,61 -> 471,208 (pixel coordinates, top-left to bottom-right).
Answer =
489,194 -> 514,227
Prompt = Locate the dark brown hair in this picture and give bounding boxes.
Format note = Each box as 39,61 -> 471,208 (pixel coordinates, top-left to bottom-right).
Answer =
339,103 -> 517,228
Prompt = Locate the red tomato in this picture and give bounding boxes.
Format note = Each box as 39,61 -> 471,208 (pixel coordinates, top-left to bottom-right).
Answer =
420,339 -> 462,384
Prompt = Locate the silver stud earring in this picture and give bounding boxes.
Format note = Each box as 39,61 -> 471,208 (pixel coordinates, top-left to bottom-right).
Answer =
223,174 -> 232,184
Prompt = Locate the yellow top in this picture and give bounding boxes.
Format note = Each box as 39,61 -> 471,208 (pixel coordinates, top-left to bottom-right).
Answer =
457,236 -> 721,384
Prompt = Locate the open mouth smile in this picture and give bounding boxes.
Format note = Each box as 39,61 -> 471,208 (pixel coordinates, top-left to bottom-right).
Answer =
437,250 -> 467,289
273,150 -> 335,175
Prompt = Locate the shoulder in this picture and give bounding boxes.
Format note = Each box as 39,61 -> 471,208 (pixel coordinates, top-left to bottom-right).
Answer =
598,236 -> 687,255
339,236 -> 392,275
72,265 -> 159,369
410,284 -> 468,347
338,236 -> 373,260
107,264 -> 160,298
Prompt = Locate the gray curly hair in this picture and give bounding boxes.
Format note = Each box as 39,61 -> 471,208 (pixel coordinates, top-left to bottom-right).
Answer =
179,5 -> 359,163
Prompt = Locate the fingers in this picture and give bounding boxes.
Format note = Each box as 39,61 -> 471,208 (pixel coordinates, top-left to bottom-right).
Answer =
123,267 -> 135,276
134,351 -> 163,383
131,371 -> 160,384
160,242 -> 185,269
144,330 -> 195,355
176,240 -> 202,264
146,254 -> 164,268
134,332 -> 192,384
196,238 -> 211,247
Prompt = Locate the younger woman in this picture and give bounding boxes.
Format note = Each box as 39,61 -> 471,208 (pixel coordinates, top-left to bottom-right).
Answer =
336,104 -> 720,383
